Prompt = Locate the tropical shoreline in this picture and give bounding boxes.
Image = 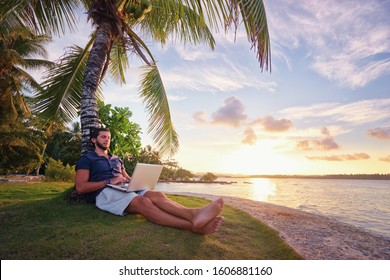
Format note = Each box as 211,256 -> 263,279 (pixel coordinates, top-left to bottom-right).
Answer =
170,191 -> 390,260
160,179 -> 236,185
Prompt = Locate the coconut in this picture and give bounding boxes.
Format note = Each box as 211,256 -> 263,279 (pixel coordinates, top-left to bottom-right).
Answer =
140,0 -> 151,10
133,6 -> 144,20
143,4 -> 152,14
125,3 -> 136,14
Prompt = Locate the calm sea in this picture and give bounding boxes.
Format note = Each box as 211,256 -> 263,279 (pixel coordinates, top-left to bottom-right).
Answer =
155,178 -> 390,238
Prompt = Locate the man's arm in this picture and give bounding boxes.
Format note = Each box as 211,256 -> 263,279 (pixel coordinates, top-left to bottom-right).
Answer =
75,169 -> 130,194
75,169 -> 106,194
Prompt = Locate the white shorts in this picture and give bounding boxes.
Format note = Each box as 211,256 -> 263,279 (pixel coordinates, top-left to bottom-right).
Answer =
95,187 -> 148,216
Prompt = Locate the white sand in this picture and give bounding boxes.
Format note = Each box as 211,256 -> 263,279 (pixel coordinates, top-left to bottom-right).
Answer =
174,192 -> 390,260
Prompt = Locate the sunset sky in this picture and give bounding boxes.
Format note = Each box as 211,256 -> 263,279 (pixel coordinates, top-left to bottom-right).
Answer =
47,0 -> 390,175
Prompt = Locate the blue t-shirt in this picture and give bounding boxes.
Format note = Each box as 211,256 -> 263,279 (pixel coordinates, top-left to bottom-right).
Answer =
75,151 -> 124,202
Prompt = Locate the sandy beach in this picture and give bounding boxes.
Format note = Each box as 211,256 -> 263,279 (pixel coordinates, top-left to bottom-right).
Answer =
174,192 -> 390,260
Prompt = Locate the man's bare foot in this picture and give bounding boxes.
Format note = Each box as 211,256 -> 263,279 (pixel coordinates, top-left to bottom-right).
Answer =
192,197 -> 224,229
193,216 -> 224,234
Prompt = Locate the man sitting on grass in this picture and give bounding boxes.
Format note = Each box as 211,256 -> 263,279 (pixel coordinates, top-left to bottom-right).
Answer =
75,128 -> 224,234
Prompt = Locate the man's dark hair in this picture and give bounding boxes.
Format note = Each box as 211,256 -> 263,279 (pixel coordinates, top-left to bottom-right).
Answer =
90,127 -> 110,140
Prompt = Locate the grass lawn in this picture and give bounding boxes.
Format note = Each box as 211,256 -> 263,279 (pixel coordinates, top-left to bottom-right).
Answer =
0,182 -> 303,260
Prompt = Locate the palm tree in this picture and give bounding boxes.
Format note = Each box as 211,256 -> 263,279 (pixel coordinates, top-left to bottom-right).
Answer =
0,22 -> 53,174
0,26 -> 53,124
6,0 -> 271,156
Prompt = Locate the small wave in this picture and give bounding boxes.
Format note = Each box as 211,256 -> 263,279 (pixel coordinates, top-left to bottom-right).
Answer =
296,204 -> 322,215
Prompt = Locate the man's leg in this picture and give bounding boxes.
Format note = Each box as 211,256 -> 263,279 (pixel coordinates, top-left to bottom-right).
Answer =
143,191 -> 224,228
125,195 -> 223,234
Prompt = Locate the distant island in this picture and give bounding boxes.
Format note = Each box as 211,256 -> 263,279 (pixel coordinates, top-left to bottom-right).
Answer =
163,173 -> 390,184
224,174 -> 390,180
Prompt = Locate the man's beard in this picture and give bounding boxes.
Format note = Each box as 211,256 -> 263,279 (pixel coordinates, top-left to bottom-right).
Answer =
96,140 -> 109,151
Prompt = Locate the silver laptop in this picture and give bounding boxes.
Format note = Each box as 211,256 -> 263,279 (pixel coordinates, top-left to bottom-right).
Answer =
107,163 -> 163,192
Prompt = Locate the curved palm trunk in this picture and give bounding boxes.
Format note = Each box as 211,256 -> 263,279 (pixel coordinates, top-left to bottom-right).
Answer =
80,22 -> 113,154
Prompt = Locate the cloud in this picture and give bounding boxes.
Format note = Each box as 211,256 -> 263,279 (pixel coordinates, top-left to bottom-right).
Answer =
211,97 -> 247,127
367,127 -> 390,140
161,64 -> 277,93
379,155 -> 390,163
242,128 -> 257,145
252,115 -> 293,132
159,39 -> 278,93
192,111 -> 207,124
297,137 -> 340,151
307,153 -> 370,161
321,127 -> 331,136
193,96 -> 247,127
281,98 -> 390,125
168,94 -> 187,101
297,127 -> 340,151
267,0 -> 390,88
175,45 -> 217,61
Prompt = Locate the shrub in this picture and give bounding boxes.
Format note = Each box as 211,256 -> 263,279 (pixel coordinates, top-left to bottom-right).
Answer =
45,158 -> 75,182
200,172 -> 218,182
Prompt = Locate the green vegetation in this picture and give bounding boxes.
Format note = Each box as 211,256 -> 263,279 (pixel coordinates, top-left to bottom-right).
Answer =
98,101 -> 142,160
200,172 -> 218,182
44,158 -> 75,182
0,182 -> 302,260
0,25 -> 52,175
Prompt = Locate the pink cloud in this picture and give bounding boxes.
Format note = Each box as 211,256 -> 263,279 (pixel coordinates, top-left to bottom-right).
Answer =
242,128 -> 257,145
379,155 -> 390,163
252,115 -> 293,132
307,153 -> 370,161
211,97 -> 247,127
367,127 -> 390,140
192,97 -> 247,127
297,127 -> 340,151
297,137 -> 340,151
321,127 -> 331,136
193,111 -> 207,124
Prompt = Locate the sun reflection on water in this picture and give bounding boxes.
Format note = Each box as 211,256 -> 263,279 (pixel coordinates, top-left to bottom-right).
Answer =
247,178 -> 276,202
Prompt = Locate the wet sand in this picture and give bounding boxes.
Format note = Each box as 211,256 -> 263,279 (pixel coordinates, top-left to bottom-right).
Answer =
174,192 -> 390,260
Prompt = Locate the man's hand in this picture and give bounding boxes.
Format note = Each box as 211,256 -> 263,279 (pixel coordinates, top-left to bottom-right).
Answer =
110,174 -> 129,185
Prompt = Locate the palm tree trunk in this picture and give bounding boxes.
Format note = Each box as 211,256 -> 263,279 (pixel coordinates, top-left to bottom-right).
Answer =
80,21 -> 113,154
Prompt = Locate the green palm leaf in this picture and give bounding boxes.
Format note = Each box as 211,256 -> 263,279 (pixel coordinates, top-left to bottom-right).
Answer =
109,38 -> 130,84
0,0 -> 78,36
140,0 -> 215,48
235,0 -> 271,71
139,65 -> 179,156
182,0 -> 271,71
34,39 -> 102,124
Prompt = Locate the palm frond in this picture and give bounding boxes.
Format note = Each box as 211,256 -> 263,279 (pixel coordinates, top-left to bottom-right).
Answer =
34,39 -> 101,125
139,65 -> 179,156
140,0 -> 215,48
124,26 -> 156,66
14,68 -> 43,93
23,58 -> 55,70
109,38 -> 129,84
181,0 -> 227,32
184,0 -> 271,71
0,8 -> 28,39
13,33 -> 52,58
0,0 -> 79,36
235,0 -> 271,71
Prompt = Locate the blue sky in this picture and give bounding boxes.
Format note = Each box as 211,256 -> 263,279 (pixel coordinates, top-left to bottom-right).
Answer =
48,0 -> 390,175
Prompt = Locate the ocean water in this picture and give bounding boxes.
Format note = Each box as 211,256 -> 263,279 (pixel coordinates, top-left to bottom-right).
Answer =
155,178 -> 390,238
